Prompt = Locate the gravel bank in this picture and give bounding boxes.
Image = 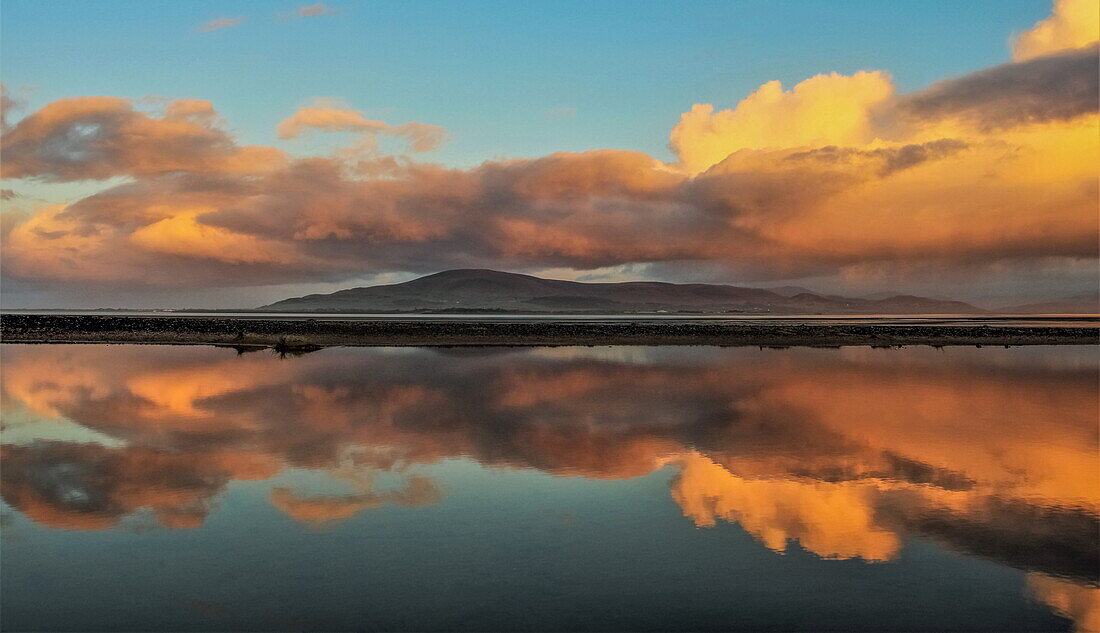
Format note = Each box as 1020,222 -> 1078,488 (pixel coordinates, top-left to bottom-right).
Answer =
2,314 -> 1096,347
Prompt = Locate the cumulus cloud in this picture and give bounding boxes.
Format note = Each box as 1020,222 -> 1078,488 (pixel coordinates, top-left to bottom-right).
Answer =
129,209 -> 297,265
1013,0 -> 1100,61
671,453 -> 900,561
0,0 -> 1097,297
670,71 -> 895,175
196,17 -> 243,32
2,122 -> 1094,286
0,441 -> 254,529
1027,574 -> 1100,633
0,97 -> 286,181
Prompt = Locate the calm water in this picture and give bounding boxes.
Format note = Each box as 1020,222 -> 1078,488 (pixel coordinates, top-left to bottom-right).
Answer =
1,344 -> 1097,632
4,310 -> 1100,328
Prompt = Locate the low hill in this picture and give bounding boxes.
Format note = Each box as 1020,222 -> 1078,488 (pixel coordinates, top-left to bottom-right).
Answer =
259,269 -> 985,314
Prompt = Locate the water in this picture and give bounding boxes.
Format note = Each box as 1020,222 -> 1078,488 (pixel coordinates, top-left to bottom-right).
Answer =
1,344 -> 1097,632
4,309 -> 1099,328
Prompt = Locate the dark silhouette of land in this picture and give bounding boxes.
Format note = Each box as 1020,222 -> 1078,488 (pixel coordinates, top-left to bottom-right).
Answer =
259,269 -> 987,314
2,313 -> 1096,348
4,271 -> 1095,348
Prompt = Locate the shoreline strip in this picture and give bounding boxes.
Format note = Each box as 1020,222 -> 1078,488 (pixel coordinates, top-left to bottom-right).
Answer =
2,314 -> 1096,348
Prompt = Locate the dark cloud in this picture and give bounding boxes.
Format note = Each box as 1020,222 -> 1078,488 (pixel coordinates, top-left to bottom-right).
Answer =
0,442 -> 236,530
784,139 -> 970,176
895,44 -> 1100,130
0,97 -> 285,181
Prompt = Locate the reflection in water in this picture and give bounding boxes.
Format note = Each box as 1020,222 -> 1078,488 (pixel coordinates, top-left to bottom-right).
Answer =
1031,575 -> 1100,633
1,344 -> 1097,631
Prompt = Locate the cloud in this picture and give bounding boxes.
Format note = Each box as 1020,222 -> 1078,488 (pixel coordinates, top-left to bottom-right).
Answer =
0,97 -> 286,181
0,441 -> 266,530
270,476 -> 440,525
0,0 -> 1096,296
782,139 -> 970,177
545,106 -> 577,120
277,101 -> 448,153
1,342 -> 1095,588
1,83 -> 23,132
129,209 -> 297,265
196,17 -> 244,33
896,44 -> 1099,130
1027,574 -> 1100,633
280,3 -> 339,20
671,453 -> 900,561
387,121 -> 448,152
2,125 -> 1094,286
670,71 -> 895,175
1013,0 -> 1100,61
276,102 -> 389,139
299,3 -> 338,17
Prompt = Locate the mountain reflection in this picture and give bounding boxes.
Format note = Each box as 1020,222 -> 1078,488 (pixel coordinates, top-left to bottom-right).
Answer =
2,344 -> 1097,627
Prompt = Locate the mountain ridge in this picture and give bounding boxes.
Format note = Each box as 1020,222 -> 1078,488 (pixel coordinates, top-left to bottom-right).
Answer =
259,269 -> 986,314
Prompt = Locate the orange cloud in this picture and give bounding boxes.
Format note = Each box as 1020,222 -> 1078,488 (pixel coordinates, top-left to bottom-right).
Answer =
3,344 -> 1095,541
1,343 -> 1094,633
129,208 -> 297,265
0,342 -> 1096,633
276,101 -> 448,156
282,3 -> 339,20
1028,573 -> 1100,633
0,442 -> 278,530
1013,0 -> 1100,61
276,103 -> 389,139
0,97 -> 286,181
0,0 -> 1096,298
196,17 -> 243,33
270,476 -> 440,525
671,453 -> 900,561
671,71 -> 895,175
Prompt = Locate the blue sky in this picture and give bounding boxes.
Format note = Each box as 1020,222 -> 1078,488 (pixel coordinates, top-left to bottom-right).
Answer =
3,0 -> 1095,308
2,0 -> 1053,168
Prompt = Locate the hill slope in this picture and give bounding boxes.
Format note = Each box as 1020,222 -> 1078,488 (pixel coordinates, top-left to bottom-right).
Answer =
259,269 -> 985,314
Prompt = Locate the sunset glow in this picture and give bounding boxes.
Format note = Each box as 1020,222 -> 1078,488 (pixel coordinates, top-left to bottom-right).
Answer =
2,0 -> 1096,307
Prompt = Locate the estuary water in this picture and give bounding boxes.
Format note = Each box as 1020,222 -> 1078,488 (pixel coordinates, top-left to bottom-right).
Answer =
4,309 -> 1100,328
1,344 -> 1097,632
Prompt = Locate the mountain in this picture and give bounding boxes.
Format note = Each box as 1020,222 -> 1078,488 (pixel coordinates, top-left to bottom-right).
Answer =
259,269 -> 985,314
767,285 -> 819,298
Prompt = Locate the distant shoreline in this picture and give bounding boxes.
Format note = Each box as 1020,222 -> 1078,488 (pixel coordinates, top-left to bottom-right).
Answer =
2,314 -> 1096,348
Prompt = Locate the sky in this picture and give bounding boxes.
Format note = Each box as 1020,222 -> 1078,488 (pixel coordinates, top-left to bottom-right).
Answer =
1,0 -> 1097,308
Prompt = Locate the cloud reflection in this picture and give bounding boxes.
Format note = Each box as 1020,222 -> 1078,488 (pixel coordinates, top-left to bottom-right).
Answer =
1,344 -> 1096,626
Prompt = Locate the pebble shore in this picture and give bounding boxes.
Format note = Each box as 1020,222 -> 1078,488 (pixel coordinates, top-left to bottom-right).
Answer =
2,314 -> 1096,348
